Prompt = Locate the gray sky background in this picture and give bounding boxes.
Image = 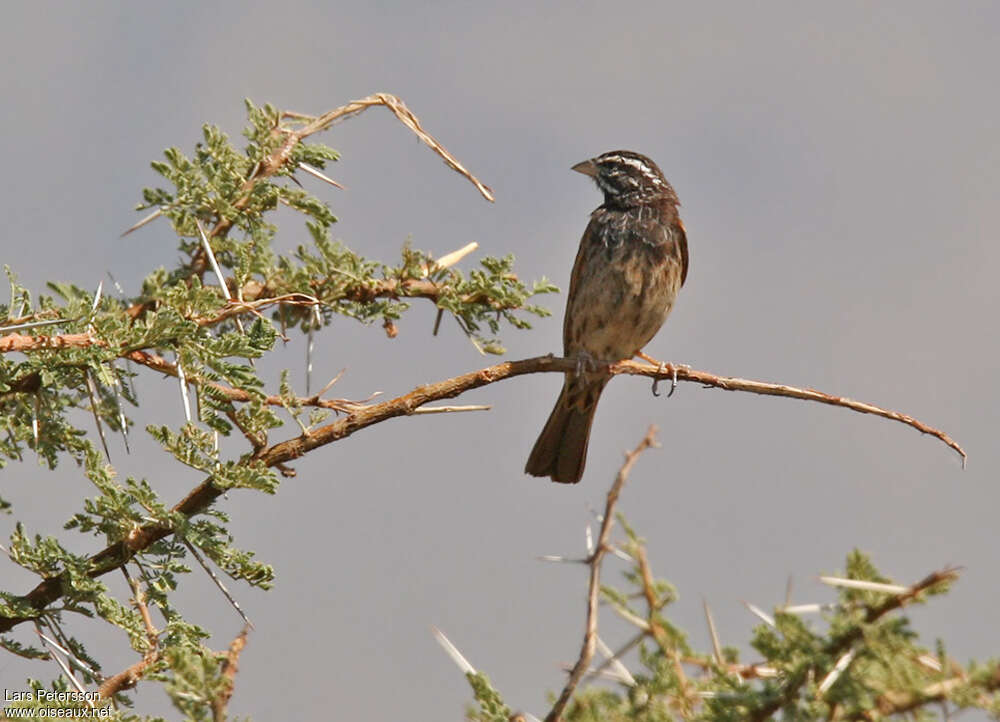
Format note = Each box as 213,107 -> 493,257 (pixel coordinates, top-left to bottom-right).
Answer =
2,2 -> 998,719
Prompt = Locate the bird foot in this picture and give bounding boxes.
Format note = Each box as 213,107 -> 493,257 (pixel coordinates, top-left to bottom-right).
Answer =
573,351 -> 602,377
648,361 -> 690,398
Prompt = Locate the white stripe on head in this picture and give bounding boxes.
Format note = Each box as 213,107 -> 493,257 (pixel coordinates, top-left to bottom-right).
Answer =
599,154 -> 664,186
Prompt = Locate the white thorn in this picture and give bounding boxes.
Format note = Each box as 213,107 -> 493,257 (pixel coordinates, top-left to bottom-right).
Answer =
431,626 -> 476,675
819,576 -> 909,595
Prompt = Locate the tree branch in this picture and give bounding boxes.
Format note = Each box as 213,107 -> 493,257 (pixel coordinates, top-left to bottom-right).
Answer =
866,663 -> 1000,719
0,329 -> 968,465
212,625 -> 250,722
749,566 -> 962,721
131,93 -> 492,282
97,576 -> 160,699
0,354 -> 965,633
545,425 -> 659,722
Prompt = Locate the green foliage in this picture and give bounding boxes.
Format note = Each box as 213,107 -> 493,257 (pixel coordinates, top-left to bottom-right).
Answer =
0,97 -> 555,717
161,645 -> 232,721
465,672 -> 514,722
2,96 -> 992,721
452,539 -> 999,721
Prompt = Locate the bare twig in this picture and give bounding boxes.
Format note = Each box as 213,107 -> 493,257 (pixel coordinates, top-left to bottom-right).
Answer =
287,93 -> 494,202
0,355 -> 966,634
212,625 -> 250,722
611,360 -> 967,464
545,425 -> 659,722
0,332 -> 967,465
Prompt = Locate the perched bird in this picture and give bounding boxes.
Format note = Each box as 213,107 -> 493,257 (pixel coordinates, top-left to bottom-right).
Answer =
525,151 -> 688,484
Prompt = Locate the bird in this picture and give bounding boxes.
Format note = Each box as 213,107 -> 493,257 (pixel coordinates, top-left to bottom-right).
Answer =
525,150 -> 688,484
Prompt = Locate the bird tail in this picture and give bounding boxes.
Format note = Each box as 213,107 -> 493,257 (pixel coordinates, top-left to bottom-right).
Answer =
524,378 -> 607,484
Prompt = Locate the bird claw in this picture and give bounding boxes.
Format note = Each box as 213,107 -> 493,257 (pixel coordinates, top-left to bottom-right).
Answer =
574,351 -> 600,377
651,362 -> 688,398
651,361 -> 666,397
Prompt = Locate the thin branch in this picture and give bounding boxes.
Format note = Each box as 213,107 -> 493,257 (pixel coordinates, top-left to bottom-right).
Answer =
0,355 -> 966,633
681,655 -> 778,680
545,425 -> 659,722
636,543 -> 693,716
127,92 -> 491,283
611,361 -> 967,464
749,566 -> 962,721
865,664 -> 1000,719
288,93 -> 494,202
212,625 -> 250,722
124,349 -> 363,415
0,333 -> 968,465
97,575 -> 160,699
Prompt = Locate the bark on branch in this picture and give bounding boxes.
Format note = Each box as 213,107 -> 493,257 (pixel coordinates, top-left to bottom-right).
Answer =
545,425 -> 659,722
0,353 -> 964,633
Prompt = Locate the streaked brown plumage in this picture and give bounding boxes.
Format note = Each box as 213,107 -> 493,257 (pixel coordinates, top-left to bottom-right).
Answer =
525,151 -> 688,484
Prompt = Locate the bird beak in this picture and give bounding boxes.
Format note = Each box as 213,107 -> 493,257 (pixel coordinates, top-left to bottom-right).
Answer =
571,158 -> 598,177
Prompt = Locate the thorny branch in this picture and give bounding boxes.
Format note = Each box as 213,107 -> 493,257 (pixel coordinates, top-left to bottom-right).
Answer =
545,425 -> 658,722
0,349 -> 965,633
284,93 -> 494,201
636,543 -> 694,717
140,92 -> 492,284
866,667 -> 1000,719
96,575 -> 160,699
748,566 -> 964,722
3,91 -> 978,718
0,336 -> 968,463
212,625 -> 250,722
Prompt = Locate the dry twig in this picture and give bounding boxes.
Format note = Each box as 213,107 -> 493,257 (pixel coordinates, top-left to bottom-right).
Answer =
212,625 -> 250,722
0,353 -> 966,634
545,425 -> 659,722
0,332 -> 967,465
285,93 -> 494,202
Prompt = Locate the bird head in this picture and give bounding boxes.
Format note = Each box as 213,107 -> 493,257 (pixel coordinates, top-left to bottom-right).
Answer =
572,150 -> 677,208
